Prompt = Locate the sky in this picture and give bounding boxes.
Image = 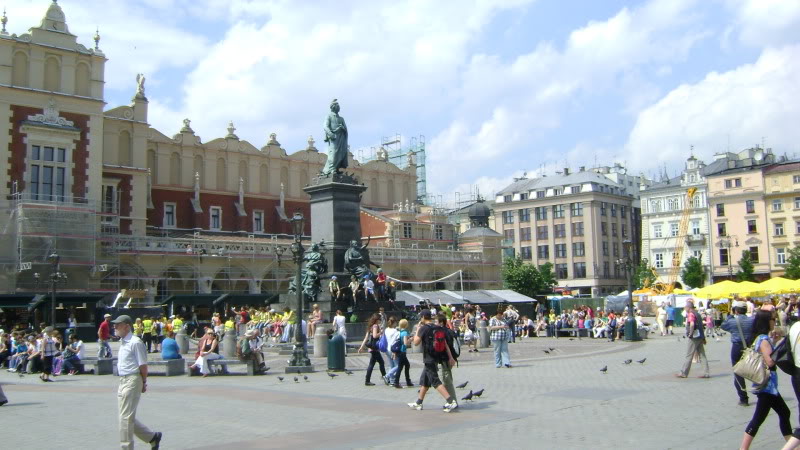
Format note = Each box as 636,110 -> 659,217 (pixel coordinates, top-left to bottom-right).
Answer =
8,0 -> 800,206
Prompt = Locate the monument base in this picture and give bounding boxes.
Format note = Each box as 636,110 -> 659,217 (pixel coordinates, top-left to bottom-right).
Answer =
285,365 -> 315,374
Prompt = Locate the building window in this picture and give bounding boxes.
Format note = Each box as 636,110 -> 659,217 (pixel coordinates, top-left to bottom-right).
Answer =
601,222 -> 607,236
553,204 -> 565,219
794,175 -> 800,184
573,262 -> 586,278
749,246 -> 760,263
502,211 -> 514,224
655,253 -> 664,268
795,197 -> 800,209
519,193 -> 528,201
28,145 -> 68,202
253,210 -> 264,232
503,195 -> 512,203
773,199 -> 783,212
537,245 -> 549,259
720,248 -> 729,266
571,222 -> 584,236
610,204 -> 617,217
570,186 -> 580,194
718,223 -> 727,236
613,243 -> 619,257
520,227 -> 532,241
163,203 -> 176,228
620,206 -> 627,219
434,224 -> 444,240
536,225 -> 548,240
775,222 -> 785,236
622,224 -> 628,238
555,263 -> 568,279
555,244 -> 567,258
535,207 -> 547,221
745,200 -> 755,214
518,208 -> 530,222
670,223 -> 679,237
691,221 -> 700,235
554,224 -> 566,238
603,261 -> 610,279
536,190 -> 545,199
210,206 -> 222,230
653,224 -> 662,238
521,246 -> 532,260
102,184 -> 117,215
570,202 -> 583,217
797,221 -> 800,234
725,178 -> 742,188
611,223 -> 618,237
747,219 -> 757,234
553,188 -> 563,196
777,248 -> 787,265
403,222 -> 413,239
600,202 -> 607,216
692,250 -> 702,259
651,200 -> 661,213
602,241 -> 609,256
716,203 -> 725,217
572,242 -> 585,257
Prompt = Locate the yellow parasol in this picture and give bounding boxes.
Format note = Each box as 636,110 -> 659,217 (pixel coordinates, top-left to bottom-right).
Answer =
727,281 -> 763,297
693,280 -> 739,299
758,277 -> 800,294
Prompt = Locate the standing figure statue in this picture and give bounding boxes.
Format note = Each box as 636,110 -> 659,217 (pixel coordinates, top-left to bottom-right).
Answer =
321,99 -> 348,176
135,73 -> 146,97
344,238 -> 375,280
288,243 -> 328,300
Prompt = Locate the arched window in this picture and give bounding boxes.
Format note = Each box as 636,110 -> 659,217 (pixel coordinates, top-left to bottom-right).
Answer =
651,200 -> 661,213
193,155 -> 204,187
216,157 -> 227,191
259,164 -> 268,193
75,62 -> 91,96
169,152 -> 181,185
12,51 -> 29,87
118,130 -> 132,166
44,56 -> 61,92
371,178 -> 379,204
147,150 -> 157,183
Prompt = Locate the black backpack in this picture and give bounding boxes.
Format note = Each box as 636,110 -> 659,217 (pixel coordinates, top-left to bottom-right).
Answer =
424,325 -> 449,362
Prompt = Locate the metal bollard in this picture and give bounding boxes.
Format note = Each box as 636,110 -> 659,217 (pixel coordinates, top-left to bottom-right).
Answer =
478,320 -> 490,348
176,330 -> 189,354
314,324 -> 331,357
222,330 -> 236,358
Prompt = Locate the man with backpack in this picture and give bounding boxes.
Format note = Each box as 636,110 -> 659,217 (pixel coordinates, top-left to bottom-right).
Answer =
407,309 -> 458,412
722,301 -> 754,406
437,314 -> 460,399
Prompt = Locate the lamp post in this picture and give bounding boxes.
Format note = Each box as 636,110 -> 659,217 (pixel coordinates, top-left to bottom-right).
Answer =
47,252 -> 67,328
287,212 -> 312,372
616,240 -> 641,342
719,235 -> 739,280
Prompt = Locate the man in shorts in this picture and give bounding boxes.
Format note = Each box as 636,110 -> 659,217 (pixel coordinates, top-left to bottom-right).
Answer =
407,309 -> 458,412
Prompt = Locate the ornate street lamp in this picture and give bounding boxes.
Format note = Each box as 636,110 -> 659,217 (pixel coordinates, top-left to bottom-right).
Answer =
47,252 -> 67,328
616,240 -> 641,342
287,212 -> 312,372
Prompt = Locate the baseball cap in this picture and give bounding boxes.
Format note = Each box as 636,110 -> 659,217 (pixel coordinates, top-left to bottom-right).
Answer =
111,315 -> 133,325
732,300 -> 746,308
420,309 -> 432,319
104,313 -> 112,318
169,315 -> 176,319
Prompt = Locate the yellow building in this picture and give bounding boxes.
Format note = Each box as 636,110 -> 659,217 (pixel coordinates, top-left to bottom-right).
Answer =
763,161 -> 800,277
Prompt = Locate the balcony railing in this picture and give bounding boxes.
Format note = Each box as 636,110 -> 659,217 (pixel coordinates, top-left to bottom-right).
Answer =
685,234 -> 706,246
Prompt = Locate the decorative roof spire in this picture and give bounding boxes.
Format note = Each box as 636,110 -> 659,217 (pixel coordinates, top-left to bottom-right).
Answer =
225,121 -> 238,140
39,0 -> 70,34
94,27 -> 100,50
1,8 -> 8,35
307,135 -> 316,151
181,118 -> 194,134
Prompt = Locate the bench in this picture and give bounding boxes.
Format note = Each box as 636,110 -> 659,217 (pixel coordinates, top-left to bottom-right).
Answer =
148,359 -> 186,376
187,358 -> 261,376
555,328 -> 586,339
81,357 -> 116,375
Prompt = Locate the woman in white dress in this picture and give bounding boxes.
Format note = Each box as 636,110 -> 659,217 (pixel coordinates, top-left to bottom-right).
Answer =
333,309 -> 347,340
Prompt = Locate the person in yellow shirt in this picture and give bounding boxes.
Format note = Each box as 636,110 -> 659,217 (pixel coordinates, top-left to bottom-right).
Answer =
280,307 -> 296,343
142,316 -> 154,353
224,316 -> 235,338
133,318 -> 144,338
172,315 -> 184,335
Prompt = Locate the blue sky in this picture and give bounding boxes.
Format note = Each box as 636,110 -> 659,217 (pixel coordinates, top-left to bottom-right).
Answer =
9,0 -> 800,205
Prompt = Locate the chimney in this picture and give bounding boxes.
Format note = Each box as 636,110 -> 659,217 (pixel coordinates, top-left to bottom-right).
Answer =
564,168 -> 570,175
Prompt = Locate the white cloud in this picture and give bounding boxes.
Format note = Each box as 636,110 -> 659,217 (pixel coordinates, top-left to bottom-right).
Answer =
730,0 -> 800,48
625,45 -> 800,168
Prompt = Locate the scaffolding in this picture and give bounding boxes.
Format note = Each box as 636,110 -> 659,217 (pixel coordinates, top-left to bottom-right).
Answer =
357,134 -> 427,204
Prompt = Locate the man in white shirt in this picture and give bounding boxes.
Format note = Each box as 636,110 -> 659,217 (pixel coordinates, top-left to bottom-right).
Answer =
112,315 -> 162,450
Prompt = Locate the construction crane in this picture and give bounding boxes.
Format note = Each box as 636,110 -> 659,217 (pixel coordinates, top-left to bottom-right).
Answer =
651,187 -> 697,295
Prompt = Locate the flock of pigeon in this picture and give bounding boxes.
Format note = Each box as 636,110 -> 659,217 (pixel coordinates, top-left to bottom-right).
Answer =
599,357 -> 646,374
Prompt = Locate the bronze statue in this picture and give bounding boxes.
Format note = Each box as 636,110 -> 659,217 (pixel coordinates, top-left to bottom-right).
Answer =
344,238 -> 375,280
288,243 -> 328,300
320,99 -> 348,176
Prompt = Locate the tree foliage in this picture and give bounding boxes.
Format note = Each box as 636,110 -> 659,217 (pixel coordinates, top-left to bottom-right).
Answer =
785,246 -> 800,280
680,256 -> 706,289
634,259 -> 657,289
736,251 -> 756,282
501,257 -> 554,297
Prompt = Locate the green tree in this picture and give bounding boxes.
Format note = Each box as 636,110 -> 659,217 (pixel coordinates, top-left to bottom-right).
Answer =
736,251 -> 756,282
680,256 -> 706,289
502,257 -> 551,297
785,246 -> 800,280
538,262 -> 557,293
634,259 -> 657,289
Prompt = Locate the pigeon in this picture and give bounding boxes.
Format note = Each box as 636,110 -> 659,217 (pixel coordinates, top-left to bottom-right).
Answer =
623,359 -> 632,365
327,372 -> 338,379
345,370 -> 354,375
473,388 -> 484,398
637,358 -> 647,364
461,390 -> 474,401
277,376 -> 284,382
456,381 -> 469,389
543,350 -> 550,354
304,375 -> 309,382
600,366 -> 608,374
294,377 -> 299,383
548,347 -> 555,351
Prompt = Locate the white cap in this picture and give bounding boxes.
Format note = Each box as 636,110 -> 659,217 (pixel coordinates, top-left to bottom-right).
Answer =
732,301 -> 746,308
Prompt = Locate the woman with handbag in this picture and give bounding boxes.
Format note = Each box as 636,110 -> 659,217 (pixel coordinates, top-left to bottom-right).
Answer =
358,314 -> 385,386
740,310 -> 793,450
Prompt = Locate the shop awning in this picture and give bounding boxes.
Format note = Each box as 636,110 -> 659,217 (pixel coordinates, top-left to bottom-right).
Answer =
0,294 -> 38,309
28,293 -> 107,311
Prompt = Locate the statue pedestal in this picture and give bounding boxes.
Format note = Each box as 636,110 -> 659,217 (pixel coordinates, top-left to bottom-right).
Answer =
304,177 -> 367,274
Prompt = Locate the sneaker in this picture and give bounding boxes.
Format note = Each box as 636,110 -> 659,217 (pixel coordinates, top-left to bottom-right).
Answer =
382,376 -> 390,386
407,402 -> 423,411
365,382 -> 375,386
406,382 -> 415,387
393,384 -> 403,389
443,401 -> 459,413
738,400 -> 750,407
150,431 -> 162,450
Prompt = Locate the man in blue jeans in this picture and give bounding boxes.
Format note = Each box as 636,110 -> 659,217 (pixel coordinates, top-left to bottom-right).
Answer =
489,310 -> 511,368
722,301 -> 753,406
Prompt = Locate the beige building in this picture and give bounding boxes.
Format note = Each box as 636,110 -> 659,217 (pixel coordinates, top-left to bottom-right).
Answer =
494,167 -> 647,296
763,161 -> 800,277
706,148 -> 777,282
